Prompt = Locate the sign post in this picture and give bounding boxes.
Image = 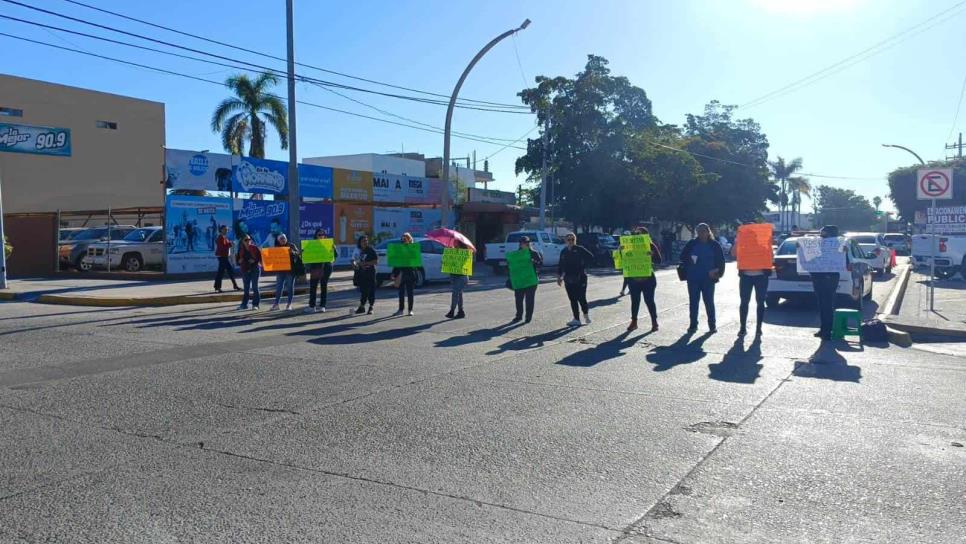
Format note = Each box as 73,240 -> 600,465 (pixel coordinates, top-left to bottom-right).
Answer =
0,167 -> 6,289
917,168 -> 954,312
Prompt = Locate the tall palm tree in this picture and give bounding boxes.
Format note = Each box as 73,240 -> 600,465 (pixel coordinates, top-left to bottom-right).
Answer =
211,73 -> 288,158
768,156 -> 803,232
787,176 -> 811,229
872,196 -> 882,211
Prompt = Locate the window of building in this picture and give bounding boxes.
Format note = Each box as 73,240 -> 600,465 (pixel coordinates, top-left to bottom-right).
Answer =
96,120 -> 118,130
0,107 -> 23,117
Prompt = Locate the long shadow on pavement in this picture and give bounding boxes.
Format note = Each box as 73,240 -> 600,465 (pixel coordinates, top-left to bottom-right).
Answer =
555,330 -> 654,367
485,326 -> 574,355
707,337 -> 764,384
791,343 -> 862,382
433,321 -> 524,348
646,331 -> 714,372
302,319 -> 449,346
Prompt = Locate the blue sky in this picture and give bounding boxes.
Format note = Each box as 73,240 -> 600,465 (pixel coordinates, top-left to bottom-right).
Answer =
3,0 -> 964,213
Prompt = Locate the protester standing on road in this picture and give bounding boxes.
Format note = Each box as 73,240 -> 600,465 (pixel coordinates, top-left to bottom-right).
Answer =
353,235 -> 378,315
811,225 -> 844,341
236,234 -> 262,310
619,230 -> 631,296
680,223 -> 725,333
511,236 -> 543,323
213,225 -> 240,293
445,240 -> 471,319
732,221 -> 772,338
270,234 -> 303,312
625,227 -> 663,332
305,228 -> 333,314
392,232 -> 418,317
557,232 -> 595,326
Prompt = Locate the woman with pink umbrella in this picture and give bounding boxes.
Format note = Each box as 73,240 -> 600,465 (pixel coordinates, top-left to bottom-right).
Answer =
426,228 -> 475,319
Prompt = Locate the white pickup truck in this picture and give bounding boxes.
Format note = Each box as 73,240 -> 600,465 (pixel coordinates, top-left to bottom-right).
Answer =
83,227 -> 165,272
911,234 -> 966,279
484,231 -> 564,272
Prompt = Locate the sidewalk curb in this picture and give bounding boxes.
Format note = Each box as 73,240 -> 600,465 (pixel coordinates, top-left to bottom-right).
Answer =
0,291 -> 21,301
877,265 -> 966,339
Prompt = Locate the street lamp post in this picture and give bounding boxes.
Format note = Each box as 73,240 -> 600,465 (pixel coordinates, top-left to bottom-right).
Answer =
0,167 -> 7,289
440,19 -> 531,228
285,0 -> 300,246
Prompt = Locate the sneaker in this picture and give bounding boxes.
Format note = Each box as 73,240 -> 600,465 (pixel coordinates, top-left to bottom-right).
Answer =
627,319 -> 638,332
285,303 -> 292,311
737,328 -> 747,337
408,310 -> 414,317
650,321 -> 659,332
304,306 -> 316,314
567,319 -> 582,327
269,304 -> 279,311
355,306 -> 366,314
319,306 -> 326,313
251,305 -> 259,311
455,311 -> 465,319
583,313 -> 592,324
445,311 -> 455,319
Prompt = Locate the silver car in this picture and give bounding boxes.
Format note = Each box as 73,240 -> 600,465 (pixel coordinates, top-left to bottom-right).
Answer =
845,232 -> 892,276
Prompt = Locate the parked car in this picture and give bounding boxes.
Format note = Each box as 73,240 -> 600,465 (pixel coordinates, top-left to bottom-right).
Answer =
58,226 -> 136,270
576,233 -> 620,266
83,227 -> 164,272
844,232 -> 891,275
766,236 -> 873,309
374,237 -> 449,287
484,230 -> 563,272
911,234 -> 966,279
882,233 -> 911,256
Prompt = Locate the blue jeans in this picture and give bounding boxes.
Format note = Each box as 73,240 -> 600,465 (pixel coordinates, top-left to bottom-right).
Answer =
687,278 -> 716,328
241,267 -> 261,308
450,275 -> 468,312
274,273 -> 295,306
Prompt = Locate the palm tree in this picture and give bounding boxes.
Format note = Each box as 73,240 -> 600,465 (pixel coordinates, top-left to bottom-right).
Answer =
787,176 -> 811,229
211,73 -> 288,158
768,156 -> 803,232
872,196 -> 882,211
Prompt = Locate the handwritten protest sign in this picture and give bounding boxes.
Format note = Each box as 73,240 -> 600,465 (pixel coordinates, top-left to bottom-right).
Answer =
612,250 -> 622,269
796,236 -> 847,274
300,239 -> 335,264
620,234 -> 653,278
506,248 -> 538,289
261,247 -> 291,272
387,242 -> 422,268
736,223 -> 774,271
441,248 -> 473,276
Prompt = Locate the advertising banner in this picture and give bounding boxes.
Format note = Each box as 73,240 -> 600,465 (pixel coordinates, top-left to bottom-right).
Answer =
620,235 -> 653,278
233,199 -> 289,248
467,188 -> 516,205
387,243 -> 422,268
918,205 -> 966,234
372,207 -> 443,244
261,247 -> 292,272
441,248 -> 473,275
164,195 -> 233,273
232,156 -> 288,195
736,223 -> 774,271
301,239 -> 335,264
298,202 -> 334,240
333,169 -> 373,202
506,249 -> 539,289
0,122 -> 71,157
333,203 -> 373,265
164,149 -> 233,191
796,236 -> 847,274
299,163 -> 333,199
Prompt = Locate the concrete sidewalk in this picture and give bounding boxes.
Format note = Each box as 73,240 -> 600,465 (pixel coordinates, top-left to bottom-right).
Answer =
885,266 -> 966,339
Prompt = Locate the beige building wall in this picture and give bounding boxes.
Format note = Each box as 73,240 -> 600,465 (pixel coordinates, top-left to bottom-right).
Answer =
0,74 -> 165,213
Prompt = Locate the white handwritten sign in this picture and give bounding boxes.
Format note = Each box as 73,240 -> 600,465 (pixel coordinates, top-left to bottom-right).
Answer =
796,236 -> 847,274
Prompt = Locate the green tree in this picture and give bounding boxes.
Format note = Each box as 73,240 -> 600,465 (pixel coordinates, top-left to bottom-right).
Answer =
211,72 -> 288,158
887,160 -> 966,222
768,156 -> 803,232
788,176 -> 811,228
813,185 -> 877,231
872,195 -> 882,211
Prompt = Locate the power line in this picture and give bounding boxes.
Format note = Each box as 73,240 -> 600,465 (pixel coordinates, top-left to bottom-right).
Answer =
55,0 -> 530,110
739,0 -> 966,109
946,72 -> 966,142
483,124 -> 540,161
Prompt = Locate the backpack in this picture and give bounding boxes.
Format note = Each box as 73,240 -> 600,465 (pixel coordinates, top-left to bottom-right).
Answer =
861,319 -> 889,342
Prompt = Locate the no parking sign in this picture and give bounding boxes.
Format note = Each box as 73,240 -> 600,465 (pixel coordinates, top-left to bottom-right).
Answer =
917,169 -> 953,200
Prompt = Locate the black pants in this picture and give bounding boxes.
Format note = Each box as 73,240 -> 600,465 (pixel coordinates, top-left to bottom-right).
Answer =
397,278 -> 415,311
564,281 -> 588,320
514,286 -> 536,321
629,277 -> 657,323
687,278 -> 716,328
811,272 -> 840,338
213,256 -> 238,290
308,267 -> 332,308
357,272 -> 376,308
739,274 -> 769,331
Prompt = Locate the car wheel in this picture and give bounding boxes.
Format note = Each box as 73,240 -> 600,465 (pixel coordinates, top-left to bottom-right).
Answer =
934,267 -> 957,280
414,268 -> 426,288
122,253 -> 143,273
766,294 -> 780,308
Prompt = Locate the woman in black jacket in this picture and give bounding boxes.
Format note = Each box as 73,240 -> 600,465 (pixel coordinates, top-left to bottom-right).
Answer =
557,232 -> 595,326
624,227 -> 663,332
391,232 -> 418,316
353,235 -> 378,315
679,223 -> 726,333
304,228 -> 333,314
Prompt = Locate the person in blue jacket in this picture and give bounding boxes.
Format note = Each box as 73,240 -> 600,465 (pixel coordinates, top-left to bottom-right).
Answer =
679,223 -> 726,333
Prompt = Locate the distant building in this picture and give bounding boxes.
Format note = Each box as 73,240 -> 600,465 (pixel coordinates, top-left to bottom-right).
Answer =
763,211 -> 815,231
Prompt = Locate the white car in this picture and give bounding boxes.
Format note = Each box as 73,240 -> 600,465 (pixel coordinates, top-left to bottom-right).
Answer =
845,232 -> 891,275
912,234 -> 966,279
766,236 -> 873,309
484,230 -> 564,272
83,227 -> 165,272
374,237 -> 450,287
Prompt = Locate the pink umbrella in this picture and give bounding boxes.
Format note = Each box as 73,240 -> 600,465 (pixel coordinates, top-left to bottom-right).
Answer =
425,228 -> 476,251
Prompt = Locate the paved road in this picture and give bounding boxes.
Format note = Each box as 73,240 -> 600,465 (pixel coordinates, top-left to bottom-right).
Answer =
0,267 -> 963,543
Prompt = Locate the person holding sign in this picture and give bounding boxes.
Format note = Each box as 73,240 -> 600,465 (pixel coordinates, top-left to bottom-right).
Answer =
508,236 -> 543,323
236,234 -> 262,310
352,235 -> 378,315
732,222 -> 773,338
810,225 -> 847,341
679,223 -> 726,333
557,232 -> 595,326
444,240 -> 473,319
270,234 -> 303,312
623,227 -> 663,332
303,229 -> 334,314
391,233 -> 420,317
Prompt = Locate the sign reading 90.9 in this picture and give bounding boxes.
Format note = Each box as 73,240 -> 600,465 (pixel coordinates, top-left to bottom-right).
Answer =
0,122 -> 72,157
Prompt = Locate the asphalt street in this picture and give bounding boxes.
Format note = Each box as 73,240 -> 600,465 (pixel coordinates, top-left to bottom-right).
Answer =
0,267 -> 963,543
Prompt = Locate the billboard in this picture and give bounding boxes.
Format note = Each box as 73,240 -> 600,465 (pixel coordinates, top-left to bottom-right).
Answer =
467,188 -> 516,205
164,149 -> 233,191
333,168 -> 373,202
299,163 -> 333,199
232,156 -> 288,195
299,202 -> 334,240
372,174 -> 438,204
233,198 -> 289,248
333,203 -> 373,265
372,207 -> 443,244
0,122 -> 71,157
917,205 -> 966,233
165,195 -> 233,273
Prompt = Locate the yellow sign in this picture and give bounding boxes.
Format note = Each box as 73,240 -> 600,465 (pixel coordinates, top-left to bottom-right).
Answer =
620,234 -> 653,278
261,247 -> 291,272
612,250 -> 622,269
441,248 -> 473,275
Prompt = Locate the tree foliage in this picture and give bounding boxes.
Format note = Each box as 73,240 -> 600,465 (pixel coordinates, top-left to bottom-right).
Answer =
211,72 -> 288,158
887,160 -> 966,222
813,185 -> 877,231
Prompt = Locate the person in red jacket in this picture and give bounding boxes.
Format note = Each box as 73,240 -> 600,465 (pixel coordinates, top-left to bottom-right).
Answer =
213,225 -> 240,293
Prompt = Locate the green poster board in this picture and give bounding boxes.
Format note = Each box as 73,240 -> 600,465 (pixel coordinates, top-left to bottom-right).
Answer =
387,242 -> 422,268
620,234 -> 653,278
612,250 -> 622,270
441,248 -> 473,275
300,239 -> 335,264
506,248 -> 538,289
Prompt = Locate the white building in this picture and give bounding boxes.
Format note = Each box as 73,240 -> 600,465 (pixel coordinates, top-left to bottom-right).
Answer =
303,153 -> 426,177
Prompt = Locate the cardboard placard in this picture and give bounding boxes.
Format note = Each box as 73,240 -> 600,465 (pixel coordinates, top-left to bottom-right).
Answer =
736,223 -> 774,271
796,236 -> 847,274
387,242 -> 422,268
620,234 -> 653,278
261,247 -> 292,272
301,239 -> 335,264
612,250 -> 622,270
441,248 -> 473,276
506,248 -> 539,289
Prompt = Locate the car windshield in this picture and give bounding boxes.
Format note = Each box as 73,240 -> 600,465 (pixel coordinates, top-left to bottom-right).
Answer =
849,235 -> 878,244
123,229 -> 157,242
776,240 -> 798,255
884,234 -> 905,241
72,229 -> 107,241
506,233 -> 533,244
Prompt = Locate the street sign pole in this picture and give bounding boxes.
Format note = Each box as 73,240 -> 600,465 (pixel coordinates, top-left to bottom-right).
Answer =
0,168 -> 7,289
930,198 -> 936,311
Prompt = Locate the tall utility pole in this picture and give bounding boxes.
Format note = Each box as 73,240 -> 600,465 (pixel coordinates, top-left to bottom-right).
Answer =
538,113 -> 548,231
945,132 -> 964,160
0,167 -> 7,289
285,0 -> 300,244
441,19 -> 530,227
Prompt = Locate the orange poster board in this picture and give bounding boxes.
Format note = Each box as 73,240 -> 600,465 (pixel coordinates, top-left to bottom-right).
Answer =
261,247 -> 292,272
736,223 -> 774,271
